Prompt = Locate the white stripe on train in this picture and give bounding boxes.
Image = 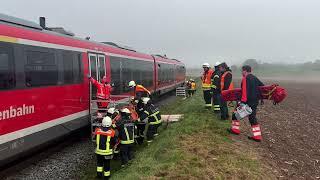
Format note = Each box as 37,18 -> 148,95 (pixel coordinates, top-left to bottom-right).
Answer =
0,110 -> 89,144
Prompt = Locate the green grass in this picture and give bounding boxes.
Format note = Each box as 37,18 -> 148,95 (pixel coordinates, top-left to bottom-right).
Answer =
81,81 -> 272,180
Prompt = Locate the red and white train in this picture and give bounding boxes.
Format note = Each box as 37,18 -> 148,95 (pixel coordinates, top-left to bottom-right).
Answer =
0,14 -> 185,166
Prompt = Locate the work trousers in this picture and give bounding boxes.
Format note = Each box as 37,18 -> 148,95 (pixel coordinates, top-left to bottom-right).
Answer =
213,93 -> 221,113
220,99 -> 229,120
146,124 -> 156,142
120,144 -> 134,165
136,122 -> 146,144
97,98 -> 108,113
203,90 -> 212,108
96,154 -> 111,180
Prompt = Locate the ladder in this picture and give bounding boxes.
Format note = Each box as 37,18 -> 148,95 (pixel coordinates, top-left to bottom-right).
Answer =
176,87 -> 186,97
90,95 -> 131,141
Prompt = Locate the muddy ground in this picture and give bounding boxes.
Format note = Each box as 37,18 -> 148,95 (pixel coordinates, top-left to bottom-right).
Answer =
231,79 -> 320,179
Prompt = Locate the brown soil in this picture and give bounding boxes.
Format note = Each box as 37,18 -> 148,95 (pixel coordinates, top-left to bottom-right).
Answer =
231,80 -> 320,179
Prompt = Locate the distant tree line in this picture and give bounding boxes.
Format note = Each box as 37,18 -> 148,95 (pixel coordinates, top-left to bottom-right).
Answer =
231,59 -> 320,71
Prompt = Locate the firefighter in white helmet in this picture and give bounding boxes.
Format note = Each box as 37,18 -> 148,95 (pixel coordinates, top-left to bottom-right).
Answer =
128,80 -> 151,116
201,63 -> 214,108
139,97 -> 162,143
211,61 -> 222,114
94,116 -> 116,179
114,108 -> 135,167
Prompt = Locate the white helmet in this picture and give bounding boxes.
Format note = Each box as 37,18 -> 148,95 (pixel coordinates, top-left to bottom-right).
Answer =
120,108 -> 131,114
107,107 -> 116,114
128,81 -> 136,87
142,97 -> 151,105
202,63 -> 210,68
215,61 -> 221,66
102,116 -> 112,127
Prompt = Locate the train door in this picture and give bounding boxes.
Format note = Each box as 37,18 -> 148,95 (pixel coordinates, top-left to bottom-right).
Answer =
88,53 -> 106,100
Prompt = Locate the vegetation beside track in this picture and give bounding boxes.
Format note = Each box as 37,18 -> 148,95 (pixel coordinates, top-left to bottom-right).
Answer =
81,82 -> 271,180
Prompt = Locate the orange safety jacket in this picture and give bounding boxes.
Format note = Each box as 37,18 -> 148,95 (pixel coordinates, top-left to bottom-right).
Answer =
221,71 -> 234,91
133,84 -> 151,98
90,77 -> 112,99
201,69 -> 214,90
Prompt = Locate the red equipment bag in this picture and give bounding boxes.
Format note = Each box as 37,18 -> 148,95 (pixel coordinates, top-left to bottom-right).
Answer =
221,84 -> 287,104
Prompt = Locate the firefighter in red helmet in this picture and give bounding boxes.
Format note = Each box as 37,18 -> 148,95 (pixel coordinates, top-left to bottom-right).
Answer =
229,65 -> 264,142
88,75 -> 112,113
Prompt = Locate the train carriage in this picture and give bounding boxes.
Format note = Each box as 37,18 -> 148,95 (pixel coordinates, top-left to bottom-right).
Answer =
0,14 -> 185,166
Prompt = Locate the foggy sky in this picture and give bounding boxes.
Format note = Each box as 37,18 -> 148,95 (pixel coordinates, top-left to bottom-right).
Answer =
1,0 -> 319,67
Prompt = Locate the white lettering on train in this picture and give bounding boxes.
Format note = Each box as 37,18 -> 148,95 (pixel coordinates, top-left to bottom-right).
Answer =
0,104 -> 35,120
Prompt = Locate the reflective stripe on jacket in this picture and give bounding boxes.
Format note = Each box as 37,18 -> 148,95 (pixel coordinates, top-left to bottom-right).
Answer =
95,128 -> 115,155
202,69 -> 214,89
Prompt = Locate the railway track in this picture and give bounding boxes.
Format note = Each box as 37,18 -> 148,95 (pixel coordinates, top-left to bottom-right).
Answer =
1,92 -> 177,180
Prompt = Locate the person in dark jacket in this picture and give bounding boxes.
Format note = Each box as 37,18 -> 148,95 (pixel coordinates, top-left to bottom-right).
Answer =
139,97 -> 162,143
115,108 -> 135,166
211,62 -> 222,114
229,65 -> 264,142
219,62 -> 234,120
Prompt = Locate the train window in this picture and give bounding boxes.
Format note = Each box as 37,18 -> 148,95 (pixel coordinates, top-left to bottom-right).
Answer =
63,51 -> 73,84
121,59 -> 133,93
62,51 -> 83,84
73,53 -> 83,83
0,43 -> 15,90
98,55 -> 106,80
110,56 -> 121,95
25,50 -> 58,87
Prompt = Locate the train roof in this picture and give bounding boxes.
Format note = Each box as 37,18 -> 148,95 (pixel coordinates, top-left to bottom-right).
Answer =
0,13 -> 43,30
0,13 -> 185,65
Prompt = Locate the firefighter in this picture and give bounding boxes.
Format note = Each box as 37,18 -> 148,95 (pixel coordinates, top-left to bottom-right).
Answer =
88,75 -> 112,113
115,108 -> 135,166
140,97 -> 162,143
201,63 -> 214,108
219,62 -> 234,120
128,80 -> 151,116
106,107 -> 119,120
94,116 -> 116,180
190,79 -> 196,96
211,61 -> 222,114
229,65 -> 264,142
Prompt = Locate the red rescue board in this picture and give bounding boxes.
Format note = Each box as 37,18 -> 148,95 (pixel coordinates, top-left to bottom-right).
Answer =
221,84 -> 287,104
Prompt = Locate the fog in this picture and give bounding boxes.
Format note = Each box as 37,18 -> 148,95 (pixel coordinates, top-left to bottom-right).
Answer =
1,0 -> 320,67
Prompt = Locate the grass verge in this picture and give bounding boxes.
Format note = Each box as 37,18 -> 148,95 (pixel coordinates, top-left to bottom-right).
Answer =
81,85 -> 272,180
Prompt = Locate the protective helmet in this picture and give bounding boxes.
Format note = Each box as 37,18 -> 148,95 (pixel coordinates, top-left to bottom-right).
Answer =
120,108 -> 131,114
215,61 -> 221,66
142,97 -> 151,105
128,80 -> 136,87
107,107 -> 116,114
102,116 -> 112,127
202,63 -> 210,68
189,79 -> 194,81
